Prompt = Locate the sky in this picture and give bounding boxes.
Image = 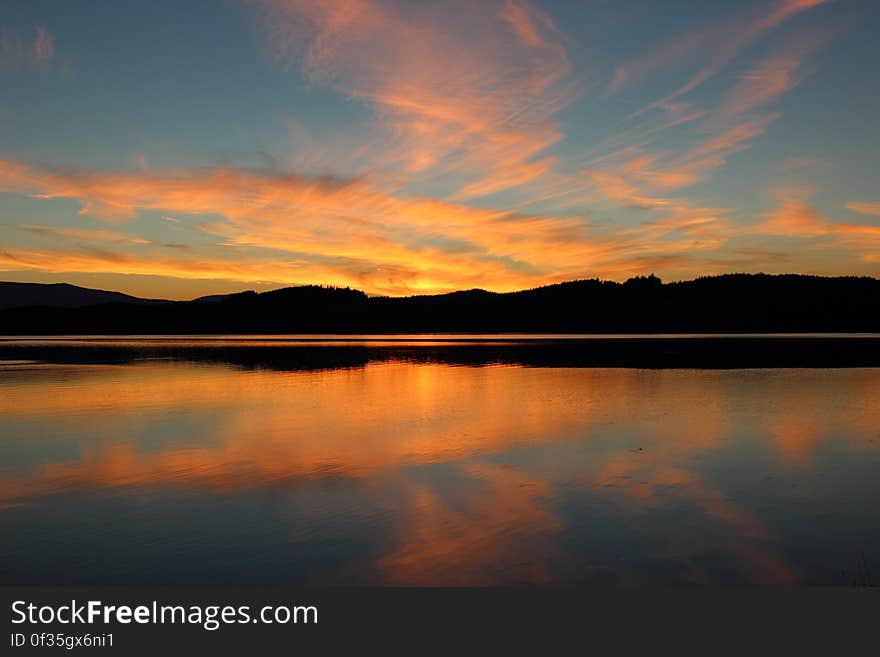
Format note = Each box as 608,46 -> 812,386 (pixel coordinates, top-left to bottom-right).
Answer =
1,0 -> 879,299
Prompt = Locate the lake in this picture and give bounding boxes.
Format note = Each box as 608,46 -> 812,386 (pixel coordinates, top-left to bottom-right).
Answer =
1,336 -> 879,586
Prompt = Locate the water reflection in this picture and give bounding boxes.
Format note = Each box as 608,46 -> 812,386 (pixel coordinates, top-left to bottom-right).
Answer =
1,356 -> 878,585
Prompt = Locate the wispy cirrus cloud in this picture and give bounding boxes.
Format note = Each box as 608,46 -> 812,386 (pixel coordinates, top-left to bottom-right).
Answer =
607,0 -> 826,110
32,25 -> 54,63
21,224 -> 191,250
0,24 -> 55,69
250,0 -> 576,200
583,21 -> 833,226
846,202 -> 880,217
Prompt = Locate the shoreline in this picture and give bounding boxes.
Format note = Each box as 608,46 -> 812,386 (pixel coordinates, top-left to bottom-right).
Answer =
4,335 -> 880,369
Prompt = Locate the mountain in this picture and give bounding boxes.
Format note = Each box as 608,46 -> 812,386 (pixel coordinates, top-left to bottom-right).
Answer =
0,282 -> 169,311
191,293 -> 237,303
1,274 -> 879,334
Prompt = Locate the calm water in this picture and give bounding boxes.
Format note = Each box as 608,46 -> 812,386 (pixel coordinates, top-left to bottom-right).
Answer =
1,337 -> 879,586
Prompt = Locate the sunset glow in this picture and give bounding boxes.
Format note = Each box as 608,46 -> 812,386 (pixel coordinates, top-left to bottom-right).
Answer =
1,0 -> 878,297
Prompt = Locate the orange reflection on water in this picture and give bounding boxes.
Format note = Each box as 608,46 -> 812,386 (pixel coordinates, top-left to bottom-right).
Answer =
374,463 -> 561,586
2,360 -> 879,585
0,362 -> 631,497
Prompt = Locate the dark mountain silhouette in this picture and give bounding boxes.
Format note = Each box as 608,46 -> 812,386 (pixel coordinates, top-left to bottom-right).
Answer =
0,282 -> 169,311
1,274 -> 880,334
191,293 -> 235,303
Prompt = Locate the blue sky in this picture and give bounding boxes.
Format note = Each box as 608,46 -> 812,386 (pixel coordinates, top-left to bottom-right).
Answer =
1,0 -> 879,298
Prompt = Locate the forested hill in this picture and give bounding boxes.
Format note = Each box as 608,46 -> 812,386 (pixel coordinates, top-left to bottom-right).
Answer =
1,274 -> 879,334
0,281 -> 166,311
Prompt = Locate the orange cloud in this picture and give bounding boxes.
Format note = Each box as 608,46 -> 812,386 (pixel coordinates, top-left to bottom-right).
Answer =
846,202 -> 880,217
758,188 -> 830,236
0,156 -> 758,294
251,0 -> 574,200
755,188 -> 880,265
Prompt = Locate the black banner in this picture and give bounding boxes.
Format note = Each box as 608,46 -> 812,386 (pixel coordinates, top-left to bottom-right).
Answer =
2,587 -> 878,654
